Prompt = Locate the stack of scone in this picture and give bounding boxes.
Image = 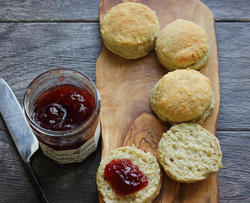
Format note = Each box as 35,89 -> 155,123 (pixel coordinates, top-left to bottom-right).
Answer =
148,15 -> 222,185
149,69 -> 222,184
97,2 -> 222,202
147,8 -> 222,186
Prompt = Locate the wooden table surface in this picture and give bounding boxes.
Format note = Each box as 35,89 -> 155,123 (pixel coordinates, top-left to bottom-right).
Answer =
0,0 -> 249,202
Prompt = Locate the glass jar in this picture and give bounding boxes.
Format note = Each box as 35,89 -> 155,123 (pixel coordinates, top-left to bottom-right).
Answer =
23,68 -> 101,164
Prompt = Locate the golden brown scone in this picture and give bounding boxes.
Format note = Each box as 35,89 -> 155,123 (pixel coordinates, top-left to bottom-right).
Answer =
96,145 -> 162,203
157,123 -> 223,183
100,2 -> 160,59
156,19 -> 209,71
150,69 -> 215,124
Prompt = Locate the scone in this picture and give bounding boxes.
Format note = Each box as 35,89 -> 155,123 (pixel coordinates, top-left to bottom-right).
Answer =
150,69 -> 215,124
157,123 -> 223,183
100,2 -> 160,59
156,19 -> 209,71
96,145 -> 162,203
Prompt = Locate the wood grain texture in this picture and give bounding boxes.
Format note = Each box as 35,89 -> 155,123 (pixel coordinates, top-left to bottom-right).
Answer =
0,0 -> 99,22
217,131 -> 250,203
0,129 -> 40,202
123,113 -> 167,157
0,129 -> 101,203
96,49 -> 166,156
32,144 -> 102,203
97,0 -> 220,202
202,0 -> 250,21
215,22 -> 250,130
0,0 -> 249,22
0,23 -> 101,89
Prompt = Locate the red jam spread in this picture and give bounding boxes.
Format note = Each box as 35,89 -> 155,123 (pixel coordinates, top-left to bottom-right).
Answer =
104,159 -> 148,195
33,84 -> 95,131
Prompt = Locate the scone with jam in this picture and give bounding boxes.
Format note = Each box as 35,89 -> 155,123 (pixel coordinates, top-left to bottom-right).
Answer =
96,145 -> 162,203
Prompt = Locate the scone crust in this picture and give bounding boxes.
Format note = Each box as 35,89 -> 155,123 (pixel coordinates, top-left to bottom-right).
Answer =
96,146 -> 162,203
150,69 -> 214,123
155,19 -> 209,70
196,92 -> 215,124
159,49 -> 210,71
157,123 -> 223,183
100,2 -> 160,59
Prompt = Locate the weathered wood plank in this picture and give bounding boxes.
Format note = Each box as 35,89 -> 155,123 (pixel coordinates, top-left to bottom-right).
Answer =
0,129 -> 40,202
215,22 -> 250,130
0,0 -> 99,22
0,23 -> 101,96
1,22 -> 250,130
0,128 -> 101,203
217,131 -> 250,203
202,0 -> 250,21
0,0 -> 249,22
32,142 -> 102,203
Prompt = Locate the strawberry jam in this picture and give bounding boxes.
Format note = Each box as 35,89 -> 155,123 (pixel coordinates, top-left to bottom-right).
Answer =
104,159 -> 148,195
33,84 -> 95,131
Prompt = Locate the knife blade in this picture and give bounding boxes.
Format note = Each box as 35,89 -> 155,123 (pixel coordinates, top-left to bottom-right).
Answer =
0,78 -> 49,203
0,78 -> 38,162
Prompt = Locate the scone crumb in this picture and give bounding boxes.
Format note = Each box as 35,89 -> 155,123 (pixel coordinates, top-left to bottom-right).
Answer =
157,123 -> 222,183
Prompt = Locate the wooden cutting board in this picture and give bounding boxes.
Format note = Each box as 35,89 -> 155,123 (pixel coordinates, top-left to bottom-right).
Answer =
96,0 -> 220,202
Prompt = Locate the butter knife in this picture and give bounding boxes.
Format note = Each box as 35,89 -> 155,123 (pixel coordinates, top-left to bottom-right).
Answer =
0,78 -> 49,203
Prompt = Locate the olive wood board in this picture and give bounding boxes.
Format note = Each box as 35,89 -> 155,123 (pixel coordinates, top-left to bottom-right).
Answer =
96,0 -> 220,202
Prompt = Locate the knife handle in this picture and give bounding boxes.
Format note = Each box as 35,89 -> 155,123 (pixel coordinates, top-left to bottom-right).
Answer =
25,161 -> 49,203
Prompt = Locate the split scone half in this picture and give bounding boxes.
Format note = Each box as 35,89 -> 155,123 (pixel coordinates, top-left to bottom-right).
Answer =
96,145 -> 162,203
150,69 -> 215,124
100,2 -> 160,59
156,19 -> 210,71
157,123 -> 222,183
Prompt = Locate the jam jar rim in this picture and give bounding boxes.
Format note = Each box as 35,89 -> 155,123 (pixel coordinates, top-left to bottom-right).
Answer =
23,68 -> 101,138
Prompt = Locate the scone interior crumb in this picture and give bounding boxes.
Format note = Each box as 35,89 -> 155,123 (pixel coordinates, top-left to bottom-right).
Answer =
157,123 -> 222,183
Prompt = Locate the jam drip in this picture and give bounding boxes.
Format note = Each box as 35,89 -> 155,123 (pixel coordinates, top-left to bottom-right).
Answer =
33,84 -> 95,131
104,159 -> 148,195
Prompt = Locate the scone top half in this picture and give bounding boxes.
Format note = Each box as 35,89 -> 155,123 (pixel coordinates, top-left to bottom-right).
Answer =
100,2 -> 160,59
156,19 -> 209,71
150,69 -> 215,124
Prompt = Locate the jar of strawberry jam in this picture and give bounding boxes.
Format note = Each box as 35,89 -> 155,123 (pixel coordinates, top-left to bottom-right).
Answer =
23,68 -> 101,164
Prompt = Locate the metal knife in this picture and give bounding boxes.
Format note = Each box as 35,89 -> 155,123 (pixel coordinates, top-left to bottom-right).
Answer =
0,78 -> 49,203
